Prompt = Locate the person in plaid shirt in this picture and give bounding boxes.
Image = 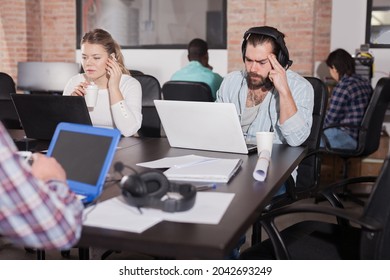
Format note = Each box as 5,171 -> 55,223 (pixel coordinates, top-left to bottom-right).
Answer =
322,48 -> 373,150
0,122 -> 83,250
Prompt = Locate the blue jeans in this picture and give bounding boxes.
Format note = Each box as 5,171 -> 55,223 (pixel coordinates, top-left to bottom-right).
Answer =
321,128 -> 357,150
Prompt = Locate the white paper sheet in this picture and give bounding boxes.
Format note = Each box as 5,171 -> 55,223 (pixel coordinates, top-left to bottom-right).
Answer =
82,197 -> 162,233
82,192 -> 235,233
142,192 -> 235,224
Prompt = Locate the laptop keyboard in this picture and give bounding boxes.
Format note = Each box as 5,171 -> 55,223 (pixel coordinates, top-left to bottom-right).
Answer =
246,143 -> 257,153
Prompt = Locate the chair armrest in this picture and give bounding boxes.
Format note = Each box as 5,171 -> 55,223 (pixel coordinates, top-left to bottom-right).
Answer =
259,204 -> 383,259
260,203 -> 382,231
257,203 -> 382,259
317,175 -> 377,208
319,175 -> 377,193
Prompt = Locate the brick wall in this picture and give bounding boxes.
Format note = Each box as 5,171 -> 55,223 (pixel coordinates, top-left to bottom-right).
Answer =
227,0 -> 332,75
0,0 -> 75,81
0,0 -> 331,82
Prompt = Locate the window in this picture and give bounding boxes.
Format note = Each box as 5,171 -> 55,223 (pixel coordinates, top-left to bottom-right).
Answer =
366,0 -> 390,48
77,0 -> 227,49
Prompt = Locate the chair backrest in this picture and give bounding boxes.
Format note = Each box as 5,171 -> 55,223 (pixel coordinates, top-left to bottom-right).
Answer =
0,73 -> 21,129
162,81 -> 213,102
132,74 -> 162,137
294,77 -> 328,194
0,72 -> 16,100
360,156 -> 390,259
129,69 -> 144,76
357,77 -> 390,157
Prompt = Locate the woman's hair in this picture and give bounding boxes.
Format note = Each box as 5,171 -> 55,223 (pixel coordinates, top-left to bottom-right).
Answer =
81,29 -> 130,75
326,48 -> 355,77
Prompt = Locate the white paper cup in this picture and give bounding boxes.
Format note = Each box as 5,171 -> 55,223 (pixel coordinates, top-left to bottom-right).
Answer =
85,84 -> 98,107
256,131 -> 274,156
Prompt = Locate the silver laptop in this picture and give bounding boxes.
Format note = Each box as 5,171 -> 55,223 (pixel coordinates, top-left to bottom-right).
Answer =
154,100 -> 257,154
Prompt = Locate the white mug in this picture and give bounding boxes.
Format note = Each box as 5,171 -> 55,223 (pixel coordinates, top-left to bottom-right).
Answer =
256,131 -> 274,156
85,82 -> 99,107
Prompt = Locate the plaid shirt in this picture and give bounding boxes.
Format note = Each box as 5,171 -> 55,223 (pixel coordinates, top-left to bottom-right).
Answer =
0,123 -> 83,250
324,74 -> 373,140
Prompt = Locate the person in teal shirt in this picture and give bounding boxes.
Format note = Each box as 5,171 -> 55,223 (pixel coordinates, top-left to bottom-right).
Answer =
171,38 -> 223,100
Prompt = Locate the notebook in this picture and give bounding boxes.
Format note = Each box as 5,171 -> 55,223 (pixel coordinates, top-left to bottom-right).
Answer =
46,122 -> 121,204
154,100 -> 257,154
11,94 -> 92,141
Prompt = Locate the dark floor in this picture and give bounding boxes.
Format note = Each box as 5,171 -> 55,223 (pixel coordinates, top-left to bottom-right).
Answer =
0,194 -> 366,260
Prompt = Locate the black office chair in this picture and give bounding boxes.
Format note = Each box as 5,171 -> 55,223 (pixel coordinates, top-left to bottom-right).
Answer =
132,74 -> 162,138
0,72 -> 22,129
251,77 -> 328,245
129,69 -> 144,76
0,72 -> 16,100
162,81 -> 214,102
241,155 -> 390,260
320,77 -> 390,206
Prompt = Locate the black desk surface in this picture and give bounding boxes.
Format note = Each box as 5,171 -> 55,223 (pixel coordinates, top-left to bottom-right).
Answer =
79,138 -> 307,259
7,129 -> 146,152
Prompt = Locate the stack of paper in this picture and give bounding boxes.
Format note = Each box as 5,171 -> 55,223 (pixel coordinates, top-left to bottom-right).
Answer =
137,155 -> 243,183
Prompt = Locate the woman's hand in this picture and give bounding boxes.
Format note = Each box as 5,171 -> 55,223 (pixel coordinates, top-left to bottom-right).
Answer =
106,55 -> 121,92
71,81 -> 89,96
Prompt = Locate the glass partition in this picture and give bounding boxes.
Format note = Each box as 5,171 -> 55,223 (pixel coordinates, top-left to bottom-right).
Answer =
77,0 -> 227,49
366,0 -> 390,48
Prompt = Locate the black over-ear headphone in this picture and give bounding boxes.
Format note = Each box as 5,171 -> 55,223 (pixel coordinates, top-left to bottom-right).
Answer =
241,26 -> 293,69
115,162 -> 197,213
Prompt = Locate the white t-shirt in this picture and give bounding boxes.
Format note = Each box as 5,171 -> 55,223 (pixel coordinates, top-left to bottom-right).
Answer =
63,74 -> 142,137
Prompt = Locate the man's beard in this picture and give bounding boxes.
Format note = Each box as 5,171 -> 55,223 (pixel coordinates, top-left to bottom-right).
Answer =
246,72 -> 273,90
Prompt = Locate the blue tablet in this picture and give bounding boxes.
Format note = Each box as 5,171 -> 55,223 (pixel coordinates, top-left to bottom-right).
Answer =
46,122 -> 121,204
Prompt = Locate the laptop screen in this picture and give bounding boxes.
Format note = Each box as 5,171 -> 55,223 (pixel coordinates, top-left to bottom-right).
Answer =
46,122 -> 121,204
50,131 -> 113,186
154,100 -> 252,154
11,94 -> 92,141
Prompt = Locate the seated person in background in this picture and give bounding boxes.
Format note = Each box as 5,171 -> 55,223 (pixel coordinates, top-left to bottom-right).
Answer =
63,28 -> 142,137
0,122 -> 83,250
171,38 -> 223,100
322,48 -> 373,150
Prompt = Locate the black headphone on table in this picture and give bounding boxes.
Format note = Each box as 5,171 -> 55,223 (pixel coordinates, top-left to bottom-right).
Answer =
114,162 -> 197,213
241,26 -> 293,69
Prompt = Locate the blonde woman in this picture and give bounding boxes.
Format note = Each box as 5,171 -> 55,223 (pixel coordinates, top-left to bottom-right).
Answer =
63,29 -> 142,137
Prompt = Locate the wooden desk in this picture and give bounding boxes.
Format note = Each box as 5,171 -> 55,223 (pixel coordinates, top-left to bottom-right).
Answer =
78,138 -> 306,259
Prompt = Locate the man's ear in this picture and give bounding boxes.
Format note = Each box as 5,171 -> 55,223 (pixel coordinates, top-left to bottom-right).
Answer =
200,54 -> 209,68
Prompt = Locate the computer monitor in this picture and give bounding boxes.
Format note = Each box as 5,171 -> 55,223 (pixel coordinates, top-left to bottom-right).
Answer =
17,62 -> 80,94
